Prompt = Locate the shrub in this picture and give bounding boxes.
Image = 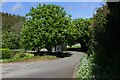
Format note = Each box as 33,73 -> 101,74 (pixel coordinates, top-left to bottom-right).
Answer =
77,54 -> 95,80
13,53 -> 34,59
0,48 -> 11,59
24,53 -> 34,58
11,49 -> 25,54
87,2 -> 120,78
14,53 -> 25,59
2,32 -> 20,49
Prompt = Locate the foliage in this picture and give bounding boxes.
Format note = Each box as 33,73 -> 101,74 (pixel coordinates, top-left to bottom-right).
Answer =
88,5 -> 109,55
25,53 -> 35,58
1,48 -> 57,63
77,2 -> 120,79
11,49 -> 25,54
13,53 -> 26,59
77,53 -> 119,79
77,54 -> 95,80
86,2 -> 120,78
1,12 -> 24,49
1,48 -> 33,60
0,48 -> 11,59
2,32 -> 20,49
71,18 -> 92,51
21,4 -> 71,52
13,53 -> 34,59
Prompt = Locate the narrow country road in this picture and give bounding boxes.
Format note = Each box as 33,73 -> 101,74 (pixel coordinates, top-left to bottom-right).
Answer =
2,51 -> 84,78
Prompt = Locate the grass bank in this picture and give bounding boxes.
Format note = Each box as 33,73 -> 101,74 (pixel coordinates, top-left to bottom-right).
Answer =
1,55 -> 57,63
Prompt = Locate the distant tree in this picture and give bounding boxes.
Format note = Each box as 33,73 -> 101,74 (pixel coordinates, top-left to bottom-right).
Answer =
1,12 -> 24,35
72,18 -> 92,51
21,4 -> 71,53
1,12 -> 24,49
2,32 -> 20,49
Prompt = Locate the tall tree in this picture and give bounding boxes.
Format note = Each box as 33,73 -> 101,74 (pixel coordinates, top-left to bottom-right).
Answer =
21,4 -> 71,52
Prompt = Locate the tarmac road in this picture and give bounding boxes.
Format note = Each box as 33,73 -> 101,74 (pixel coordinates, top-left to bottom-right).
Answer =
2,51 -> 84,78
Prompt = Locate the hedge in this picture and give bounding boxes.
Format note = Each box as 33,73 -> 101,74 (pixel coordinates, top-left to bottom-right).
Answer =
0,48 -> 11,59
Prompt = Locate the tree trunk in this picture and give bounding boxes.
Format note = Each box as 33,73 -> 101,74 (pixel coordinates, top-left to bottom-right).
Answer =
46,46 -> 52,54
55,45 -> 56,53
80,42 -> 88,52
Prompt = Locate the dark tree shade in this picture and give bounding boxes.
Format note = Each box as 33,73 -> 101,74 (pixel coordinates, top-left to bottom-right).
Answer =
88,2 -> 120,78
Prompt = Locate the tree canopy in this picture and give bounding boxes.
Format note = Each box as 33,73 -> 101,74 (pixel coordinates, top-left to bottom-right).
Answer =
21,4 -> 71,52
71,18 -> 92,51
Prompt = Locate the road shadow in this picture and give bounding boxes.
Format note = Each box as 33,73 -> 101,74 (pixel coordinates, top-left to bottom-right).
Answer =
55,52 -> 73,58
67,48 -> 81,52
32,51 -> 73,58
67,48 -> 87,52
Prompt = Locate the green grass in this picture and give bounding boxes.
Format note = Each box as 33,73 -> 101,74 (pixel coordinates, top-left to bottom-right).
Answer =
71,45 -> 81,48
1,54 -> 58,63
67,44 -> 81,48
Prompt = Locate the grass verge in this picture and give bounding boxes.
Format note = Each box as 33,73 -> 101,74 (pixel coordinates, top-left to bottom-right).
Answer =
67,44 -> 81,48
1,55 -> 58,63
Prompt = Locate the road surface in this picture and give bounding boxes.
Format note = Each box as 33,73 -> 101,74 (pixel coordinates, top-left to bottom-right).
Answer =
2,51 -> 84,78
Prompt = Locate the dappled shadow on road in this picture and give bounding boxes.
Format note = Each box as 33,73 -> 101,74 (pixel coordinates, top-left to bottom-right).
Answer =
55,52 -> 73,58
67,48 -> 87,52
67,48 -> 81,52
32,51 -> 73,58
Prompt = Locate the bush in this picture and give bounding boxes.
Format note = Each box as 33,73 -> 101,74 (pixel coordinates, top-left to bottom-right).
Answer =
25,53 -> 34,58
11,49 -> 25,54
2,32 -> 20,49
0,48 -> 11,59
86,2 -> 120,78
77,54 -> 95,80
13,53 -> 34,59
0,48 -> 34,60
13,53 -> 25,59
